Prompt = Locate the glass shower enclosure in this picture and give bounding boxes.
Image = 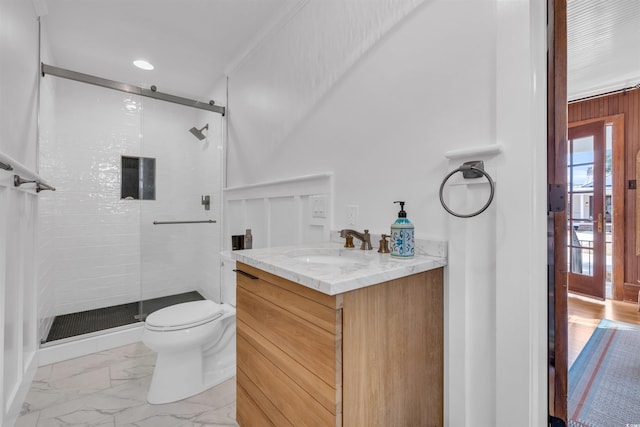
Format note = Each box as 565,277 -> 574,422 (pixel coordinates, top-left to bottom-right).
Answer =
37,70 -> 223,344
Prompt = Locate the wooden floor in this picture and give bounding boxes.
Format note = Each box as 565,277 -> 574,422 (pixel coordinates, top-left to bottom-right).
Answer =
568,293 -> 640,367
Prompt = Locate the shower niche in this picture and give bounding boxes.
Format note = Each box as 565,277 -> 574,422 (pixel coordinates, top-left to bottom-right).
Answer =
121,155 -> 156,200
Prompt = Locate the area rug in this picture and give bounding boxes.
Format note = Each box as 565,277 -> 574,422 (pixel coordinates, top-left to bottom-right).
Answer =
569,319 -> 640,427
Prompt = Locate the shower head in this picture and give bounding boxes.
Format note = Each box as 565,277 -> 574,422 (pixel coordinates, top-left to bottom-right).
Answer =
189,124 -> 209,141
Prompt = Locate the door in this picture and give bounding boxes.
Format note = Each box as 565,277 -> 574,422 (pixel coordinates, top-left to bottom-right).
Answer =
548,1 -> 568,423
567,121 -> 606,299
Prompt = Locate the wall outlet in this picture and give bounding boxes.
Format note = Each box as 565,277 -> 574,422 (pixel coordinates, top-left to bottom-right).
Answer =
347,205 -> 358,226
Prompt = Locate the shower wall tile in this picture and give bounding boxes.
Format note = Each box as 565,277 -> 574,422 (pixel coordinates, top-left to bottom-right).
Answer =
37,204 -> 57,339
38,80 -> 223,316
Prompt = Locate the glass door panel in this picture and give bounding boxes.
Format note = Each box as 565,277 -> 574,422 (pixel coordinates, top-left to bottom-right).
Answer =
138,98 -> 223,318
39,78 -> 144,342
567,121 -> 606,299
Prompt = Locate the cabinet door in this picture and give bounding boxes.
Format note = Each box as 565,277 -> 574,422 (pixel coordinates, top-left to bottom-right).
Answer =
342,269 -> 444,426
235,263 -> 342,427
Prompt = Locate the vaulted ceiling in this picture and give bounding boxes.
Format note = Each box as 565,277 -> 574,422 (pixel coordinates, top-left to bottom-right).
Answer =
40,1 -> 639,104
41,0 -> 298,100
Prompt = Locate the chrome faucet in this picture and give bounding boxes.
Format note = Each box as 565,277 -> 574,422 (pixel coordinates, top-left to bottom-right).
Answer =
339,229 -> 373,250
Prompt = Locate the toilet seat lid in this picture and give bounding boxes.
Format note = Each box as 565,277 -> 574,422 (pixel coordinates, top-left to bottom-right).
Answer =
145,300 -> 224,330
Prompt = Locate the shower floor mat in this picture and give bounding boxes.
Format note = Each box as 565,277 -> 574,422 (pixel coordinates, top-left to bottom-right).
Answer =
44,291 -> 204,343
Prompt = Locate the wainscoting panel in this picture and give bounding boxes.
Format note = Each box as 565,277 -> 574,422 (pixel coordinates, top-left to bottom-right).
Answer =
0,166 -> 39,426
224,173 -> 332,250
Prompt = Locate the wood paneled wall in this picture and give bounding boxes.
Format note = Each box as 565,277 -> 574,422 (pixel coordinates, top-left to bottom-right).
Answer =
568,88 -> 640,301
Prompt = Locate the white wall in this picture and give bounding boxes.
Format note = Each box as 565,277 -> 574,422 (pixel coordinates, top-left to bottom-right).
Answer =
228,0 -> 496,235
0,0 -> 41,425
38,78 -> 223,316
226,1 -> 547,426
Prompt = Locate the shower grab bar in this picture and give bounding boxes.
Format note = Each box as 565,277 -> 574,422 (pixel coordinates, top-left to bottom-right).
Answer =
153,220 -> 216,225
13,175 -> 56,192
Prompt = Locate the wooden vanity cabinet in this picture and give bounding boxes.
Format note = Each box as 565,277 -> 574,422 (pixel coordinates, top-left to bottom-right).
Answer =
235,261 -> 443,427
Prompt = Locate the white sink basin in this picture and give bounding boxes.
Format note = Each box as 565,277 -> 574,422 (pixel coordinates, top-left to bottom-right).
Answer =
285,248 -> 370,265
291,255 -> 359,265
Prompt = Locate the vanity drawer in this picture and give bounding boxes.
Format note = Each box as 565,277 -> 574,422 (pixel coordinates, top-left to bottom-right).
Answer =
236,262 -> 342,426
236,285 -> 339,388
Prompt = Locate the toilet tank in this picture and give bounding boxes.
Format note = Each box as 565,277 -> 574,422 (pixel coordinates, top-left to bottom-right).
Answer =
220,252 -> 236,307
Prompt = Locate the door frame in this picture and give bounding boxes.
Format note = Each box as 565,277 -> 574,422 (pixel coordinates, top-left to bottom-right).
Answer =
548,0 -> 568,424
548,1 -> 628,424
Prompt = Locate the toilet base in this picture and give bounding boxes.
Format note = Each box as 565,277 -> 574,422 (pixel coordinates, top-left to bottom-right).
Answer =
143,303 -> 236,404
147,348 -> 235,404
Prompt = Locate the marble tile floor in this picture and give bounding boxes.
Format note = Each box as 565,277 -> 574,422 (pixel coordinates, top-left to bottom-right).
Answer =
16,342 -> 238,427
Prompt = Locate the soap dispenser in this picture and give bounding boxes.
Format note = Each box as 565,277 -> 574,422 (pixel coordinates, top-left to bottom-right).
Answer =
390,201 -> 414,258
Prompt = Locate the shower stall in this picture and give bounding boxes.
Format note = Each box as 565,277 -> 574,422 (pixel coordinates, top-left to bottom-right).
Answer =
37,69 -> 224,345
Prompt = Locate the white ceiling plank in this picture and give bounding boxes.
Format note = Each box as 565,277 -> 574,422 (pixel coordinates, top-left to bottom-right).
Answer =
568,0 -> 640,101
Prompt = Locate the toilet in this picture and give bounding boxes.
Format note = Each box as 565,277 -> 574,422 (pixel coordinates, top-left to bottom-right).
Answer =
142,255 -> 236,404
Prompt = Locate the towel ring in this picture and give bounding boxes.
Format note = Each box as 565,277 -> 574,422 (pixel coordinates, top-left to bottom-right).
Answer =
439,161 -> 495,218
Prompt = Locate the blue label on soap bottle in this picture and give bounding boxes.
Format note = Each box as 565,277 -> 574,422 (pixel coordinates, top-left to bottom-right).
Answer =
391,223 -> 414,258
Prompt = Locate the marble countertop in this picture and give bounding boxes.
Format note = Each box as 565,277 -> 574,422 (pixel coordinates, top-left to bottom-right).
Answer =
230,240 -> 447,296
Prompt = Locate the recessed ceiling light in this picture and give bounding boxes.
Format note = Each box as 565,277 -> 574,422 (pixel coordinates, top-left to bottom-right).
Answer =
133,59 -> 154,71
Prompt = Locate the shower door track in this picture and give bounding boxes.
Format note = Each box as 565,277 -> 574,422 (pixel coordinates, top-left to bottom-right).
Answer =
41,63 -> 225,115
